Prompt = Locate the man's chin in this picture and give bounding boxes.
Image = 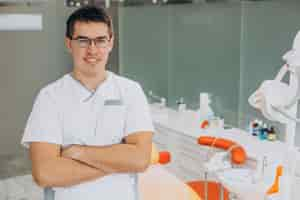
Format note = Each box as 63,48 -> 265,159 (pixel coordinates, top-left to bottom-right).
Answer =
81,63 -> 105,74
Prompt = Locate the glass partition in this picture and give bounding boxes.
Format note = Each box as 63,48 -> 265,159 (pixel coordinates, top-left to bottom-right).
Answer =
119,5 -> 170,103
168,2 -> 241,126
119,1 -> 241,126
119,0 -> 300,146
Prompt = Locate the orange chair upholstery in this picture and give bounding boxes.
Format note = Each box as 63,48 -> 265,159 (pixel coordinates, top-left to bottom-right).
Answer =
187,181 -> 229,200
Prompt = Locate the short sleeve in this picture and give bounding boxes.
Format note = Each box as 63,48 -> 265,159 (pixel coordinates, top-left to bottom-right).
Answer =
124,83 -> 154,137
21,89 -> 63,148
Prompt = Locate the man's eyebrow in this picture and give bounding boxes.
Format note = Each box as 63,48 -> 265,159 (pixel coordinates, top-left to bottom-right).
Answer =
75,36 -> 109,39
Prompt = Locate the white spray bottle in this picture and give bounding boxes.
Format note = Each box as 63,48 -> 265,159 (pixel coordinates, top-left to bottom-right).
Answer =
198,93 -> 214,127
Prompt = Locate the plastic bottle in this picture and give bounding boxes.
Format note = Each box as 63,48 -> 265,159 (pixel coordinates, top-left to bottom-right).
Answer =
176,97 -> 186,112
248,120 -> 254,134
252,119 -> 259,136
267,126 -> 277,141
259,123 -> 268,140
198,93 -> 214,128
263,124 -> 269,140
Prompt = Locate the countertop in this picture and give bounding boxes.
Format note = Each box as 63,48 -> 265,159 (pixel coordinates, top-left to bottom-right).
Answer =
150,103 -> 300,176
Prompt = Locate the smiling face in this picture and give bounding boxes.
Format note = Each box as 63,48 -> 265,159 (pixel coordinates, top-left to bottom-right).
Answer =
65,21 -> 114,78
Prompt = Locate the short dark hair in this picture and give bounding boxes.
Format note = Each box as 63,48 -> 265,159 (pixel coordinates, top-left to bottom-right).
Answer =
66,6 -> 113,39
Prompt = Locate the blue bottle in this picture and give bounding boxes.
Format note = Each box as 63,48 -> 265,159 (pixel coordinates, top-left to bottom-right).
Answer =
252,122 -> 259,136
259,123 -> 268,140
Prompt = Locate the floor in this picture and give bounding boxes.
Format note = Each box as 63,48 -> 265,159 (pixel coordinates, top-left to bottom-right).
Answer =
0,174 -> 42,200
0,150 -> 40,200
0,151 -> 31,180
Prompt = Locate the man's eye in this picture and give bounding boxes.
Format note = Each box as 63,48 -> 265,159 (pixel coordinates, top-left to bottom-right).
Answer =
78,39 -> 89,43
95,39 -> 106,43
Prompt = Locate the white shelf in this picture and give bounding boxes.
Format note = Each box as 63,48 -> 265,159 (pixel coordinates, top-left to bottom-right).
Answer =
0,0 -> 47,3
0,14 -> 42,31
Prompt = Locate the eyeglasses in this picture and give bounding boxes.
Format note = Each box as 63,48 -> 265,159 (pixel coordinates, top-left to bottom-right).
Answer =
71,36 -> 111,48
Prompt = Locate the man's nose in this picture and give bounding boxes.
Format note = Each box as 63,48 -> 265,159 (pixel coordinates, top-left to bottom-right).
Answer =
87,40 -> 98,52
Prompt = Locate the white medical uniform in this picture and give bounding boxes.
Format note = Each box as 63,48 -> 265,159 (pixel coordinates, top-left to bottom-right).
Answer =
21,71 -> 154,200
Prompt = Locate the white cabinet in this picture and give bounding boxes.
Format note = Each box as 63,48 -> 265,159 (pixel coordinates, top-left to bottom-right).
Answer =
292,177 -> 300,200
153,123 -> 217,182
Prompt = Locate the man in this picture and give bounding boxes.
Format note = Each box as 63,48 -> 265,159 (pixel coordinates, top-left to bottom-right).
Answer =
21,6 -> 154,200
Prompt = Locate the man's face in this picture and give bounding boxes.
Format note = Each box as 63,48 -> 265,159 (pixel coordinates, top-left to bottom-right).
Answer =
65,21 -> 113,76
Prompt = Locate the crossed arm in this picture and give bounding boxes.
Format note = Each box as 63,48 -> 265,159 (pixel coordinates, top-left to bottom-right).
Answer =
30,131 -> 153,188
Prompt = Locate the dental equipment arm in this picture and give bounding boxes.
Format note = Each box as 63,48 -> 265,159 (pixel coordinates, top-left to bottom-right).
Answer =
248,30 -> 300,200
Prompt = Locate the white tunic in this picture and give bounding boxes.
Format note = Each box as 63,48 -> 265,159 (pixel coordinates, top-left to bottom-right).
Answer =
21,71 -> 154,200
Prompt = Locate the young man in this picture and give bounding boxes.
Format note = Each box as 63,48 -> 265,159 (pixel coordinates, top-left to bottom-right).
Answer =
21,6 -> 154,200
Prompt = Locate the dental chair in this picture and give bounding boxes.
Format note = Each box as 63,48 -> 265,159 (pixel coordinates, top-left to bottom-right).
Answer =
43,143 -> 171,200
186,136 -> 247,200
186,136 -> 283,200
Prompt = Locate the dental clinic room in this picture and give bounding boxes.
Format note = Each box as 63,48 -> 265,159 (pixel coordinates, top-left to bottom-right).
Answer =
1,0 -> 300,200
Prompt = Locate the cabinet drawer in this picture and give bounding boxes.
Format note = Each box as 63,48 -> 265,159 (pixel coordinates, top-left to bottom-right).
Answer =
154,125 -> 172,136
153,132 -> 169,143
175,149 -> 205,165
177,154 -> 204,173
292,177 -> 300,200
177,144 -> 209,159
153,124 -> 221,183
296,159 -> 300,177
177,162 -> 206,180
153,131 -> 179,147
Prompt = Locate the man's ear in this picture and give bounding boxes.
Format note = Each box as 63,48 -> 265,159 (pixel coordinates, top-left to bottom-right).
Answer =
108,35 -> 114,52
65,37 -> 72,53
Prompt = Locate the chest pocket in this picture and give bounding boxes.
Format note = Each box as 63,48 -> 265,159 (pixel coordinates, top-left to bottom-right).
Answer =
94,105 -> 126,146
62,107 -> 95,147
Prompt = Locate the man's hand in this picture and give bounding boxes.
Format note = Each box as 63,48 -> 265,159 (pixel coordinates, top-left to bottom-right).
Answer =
30,142 -> 109,187
62,145 -> 83,160
62,144 -> 118,173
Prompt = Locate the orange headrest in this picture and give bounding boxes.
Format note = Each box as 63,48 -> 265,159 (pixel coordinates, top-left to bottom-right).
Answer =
197,136 -> 247,165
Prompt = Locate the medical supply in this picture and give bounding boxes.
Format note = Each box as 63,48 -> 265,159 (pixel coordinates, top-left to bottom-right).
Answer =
148,90 -> 166,108
267,126 -> 277,141
248,121 -> 253,134
259,123 -> 268,140
263,124 -> 269,140
198,92 -> 214,119
198,93 -> 216,129
209,117 -> 224,129
252,120 -> 259,136
219,116 -> 225,128
176,97 -> 186,112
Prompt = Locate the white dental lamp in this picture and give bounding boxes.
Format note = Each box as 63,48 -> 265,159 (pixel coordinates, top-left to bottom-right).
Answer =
249,31 -> 300,200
